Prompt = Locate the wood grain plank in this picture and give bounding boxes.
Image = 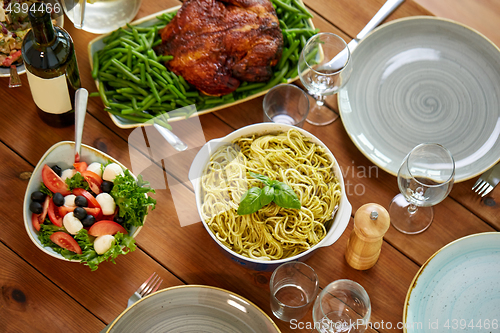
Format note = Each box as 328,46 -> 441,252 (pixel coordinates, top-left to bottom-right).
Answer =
0,242 -> 105,333
0,142 -> 184,325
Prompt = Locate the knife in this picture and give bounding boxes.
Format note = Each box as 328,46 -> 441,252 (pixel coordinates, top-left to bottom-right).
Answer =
322,0 -> 405,70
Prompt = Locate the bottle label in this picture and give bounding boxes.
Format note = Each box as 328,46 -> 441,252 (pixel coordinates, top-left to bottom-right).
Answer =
26,70 -> 72,114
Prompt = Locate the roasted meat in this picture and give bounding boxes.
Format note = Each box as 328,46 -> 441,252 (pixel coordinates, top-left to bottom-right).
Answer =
156,0 -> 283,96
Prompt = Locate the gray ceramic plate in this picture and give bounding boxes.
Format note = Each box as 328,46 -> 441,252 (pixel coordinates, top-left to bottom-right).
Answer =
338,16 -> 500,182
106,285 -> 281,333
403,232 -> 500,332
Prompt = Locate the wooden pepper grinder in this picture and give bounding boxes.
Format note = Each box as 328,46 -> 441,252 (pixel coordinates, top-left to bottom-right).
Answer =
345,203 -> 390,270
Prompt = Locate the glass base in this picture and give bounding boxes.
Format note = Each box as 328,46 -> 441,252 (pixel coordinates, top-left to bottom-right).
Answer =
389,194 -> 434,234
306,103 -> 338,126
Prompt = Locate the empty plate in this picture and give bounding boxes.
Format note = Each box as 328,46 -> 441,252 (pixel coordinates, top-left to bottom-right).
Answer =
338,16 -> 500,182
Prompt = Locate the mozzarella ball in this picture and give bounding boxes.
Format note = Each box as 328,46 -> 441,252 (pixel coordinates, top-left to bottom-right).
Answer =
63,212 -> 83,235
64,194 -> 77,207
102,163 -> 123,182
96,193 -> 116,215
61,168 -> 76,181
86,162 -> 103,178
94,235 -> 115,255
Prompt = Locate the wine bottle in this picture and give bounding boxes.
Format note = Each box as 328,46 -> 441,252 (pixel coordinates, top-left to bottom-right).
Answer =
22,2 -> 81,127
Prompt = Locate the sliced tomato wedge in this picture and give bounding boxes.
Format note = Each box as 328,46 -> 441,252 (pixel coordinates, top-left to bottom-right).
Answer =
50,232 -> 82,254
73,188 -> 101,209
81,170 -> 102,194
42,165 -> 70,196
32,196 -> 50,231
48,198 -> 63,227
73,162 -> 88,173
88,220 -> 127,237
58,205 -> 101,218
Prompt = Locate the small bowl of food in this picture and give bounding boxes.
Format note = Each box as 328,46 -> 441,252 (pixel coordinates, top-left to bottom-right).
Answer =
188,123 -> 351,271
1,3 -> 64,77
23,141 -> 156,270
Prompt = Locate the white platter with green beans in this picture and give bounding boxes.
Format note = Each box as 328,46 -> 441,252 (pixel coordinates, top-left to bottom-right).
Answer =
88,0 -> 317,129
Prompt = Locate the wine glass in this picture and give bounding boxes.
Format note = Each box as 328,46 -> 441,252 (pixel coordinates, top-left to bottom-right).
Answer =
312,279 -> 371,333
389,143 -> 455,234
298,33 -> 352,126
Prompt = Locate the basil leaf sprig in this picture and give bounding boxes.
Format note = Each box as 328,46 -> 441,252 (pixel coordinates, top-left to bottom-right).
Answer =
237,172 -> 301,215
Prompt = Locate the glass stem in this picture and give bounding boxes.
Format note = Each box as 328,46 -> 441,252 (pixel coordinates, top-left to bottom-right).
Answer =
407,203 -> 418,215
316,95 -> 326,106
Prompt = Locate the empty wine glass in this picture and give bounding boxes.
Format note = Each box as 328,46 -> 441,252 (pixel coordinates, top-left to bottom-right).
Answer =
389,143 -> 455,234
298,33 -> 352,126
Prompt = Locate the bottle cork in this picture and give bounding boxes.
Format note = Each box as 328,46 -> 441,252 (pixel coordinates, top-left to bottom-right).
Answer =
345,203 -> 390,270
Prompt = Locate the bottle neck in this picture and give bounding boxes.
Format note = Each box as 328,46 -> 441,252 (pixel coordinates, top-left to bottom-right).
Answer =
28,3 -> 56,45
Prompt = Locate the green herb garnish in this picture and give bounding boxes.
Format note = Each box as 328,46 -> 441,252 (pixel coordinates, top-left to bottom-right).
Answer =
111,170 -> 157,229
65,172 -> 90,191
39,182 -> 53,197
237,172 -> 301,215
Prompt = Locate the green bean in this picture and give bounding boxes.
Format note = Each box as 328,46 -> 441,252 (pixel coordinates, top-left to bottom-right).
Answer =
278,39 -> 300,69
111,58 -> 141,84
168,84 -> 186,100
92,52 -> 99,79
272,0 -> 300,13
146,72 -> 161,103
292,0 -> 313,18
139,63 -> 146,84
157,55 -> 173,63
235,82 -> 266,92
284,28 -> 319,36
262,62 -> 289,91
98,81 -> 110,107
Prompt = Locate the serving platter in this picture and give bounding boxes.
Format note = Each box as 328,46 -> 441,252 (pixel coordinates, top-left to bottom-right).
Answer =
88,3 -> 314,129
338,16 -> 500,182
106,285 -> 281,332
403,232 -> 500,332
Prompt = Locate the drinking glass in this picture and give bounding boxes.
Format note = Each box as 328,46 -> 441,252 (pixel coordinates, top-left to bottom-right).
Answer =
389,143 -> 455,234
270,261 -> 319,322
263,84 -> 310,128
312,279 -> 371,333
298,33 -> 352,126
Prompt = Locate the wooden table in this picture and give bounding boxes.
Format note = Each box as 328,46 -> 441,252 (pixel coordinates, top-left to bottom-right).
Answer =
1,1 -> 499,332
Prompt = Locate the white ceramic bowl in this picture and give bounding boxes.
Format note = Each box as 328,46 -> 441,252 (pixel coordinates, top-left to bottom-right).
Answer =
23,141 -> 143,261
188,123 -> 351,271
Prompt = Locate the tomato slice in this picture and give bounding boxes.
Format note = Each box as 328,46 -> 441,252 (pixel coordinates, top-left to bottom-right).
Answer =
50,232 -> 82,254
48,198 -> 63,227
88,220 -> 127,237
73,188 -> 101,209
32,196 -> 50,231
58,206 -> 101,218
101,207 -> 118,221
73,162 -> 88,173
42,165 -> 70,196
81,170 -> 102,194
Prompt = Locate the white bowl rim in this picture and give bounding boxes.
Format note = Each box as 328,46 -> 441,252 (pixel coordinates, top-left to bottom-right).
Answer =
189,123 -> 351,265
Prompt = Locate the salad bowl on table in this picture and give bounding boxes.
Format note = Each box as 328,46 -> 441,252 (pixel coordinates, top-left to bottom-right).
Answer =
189,123 -> 352,271
23,141 -> 147,266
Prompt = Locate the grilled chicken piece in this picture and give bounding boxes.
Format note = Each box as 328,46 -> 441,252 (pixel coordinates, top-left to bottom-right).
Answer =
157,0 -> 283,96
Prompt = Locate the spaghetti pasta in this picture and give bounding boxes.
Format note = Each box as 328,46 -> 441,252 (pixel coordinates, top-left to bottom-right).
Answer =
200,129 -> 341,260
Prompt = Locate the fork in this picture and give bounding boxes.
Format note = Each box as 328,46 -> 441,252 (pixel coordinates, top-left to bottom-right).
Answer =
100,273 -> 163,333
127,272 -> 163,307
471,163 -> 500,197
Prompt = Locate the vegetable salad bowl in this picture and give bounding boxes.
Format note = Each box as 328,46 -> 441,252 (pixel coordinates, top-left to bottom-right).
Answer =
23,141 -> 152,269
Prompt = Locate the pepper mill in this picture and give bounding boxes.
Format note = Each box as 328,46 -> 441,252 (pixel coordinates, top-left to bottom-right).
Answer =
345,203 -> 390,270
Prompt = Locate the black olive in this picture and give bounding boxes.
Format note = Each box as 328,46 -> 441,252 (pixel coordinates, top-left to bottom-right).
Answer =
51,165 -> 62,177
81,214 -> 96,227
29,201 -> 43,214
31,191 -> 46,202
53,192 -> 65,206
113,215 -> 125,224
73,207 -> 87,220
101,181 -> 114,193
75,196 -> 88,207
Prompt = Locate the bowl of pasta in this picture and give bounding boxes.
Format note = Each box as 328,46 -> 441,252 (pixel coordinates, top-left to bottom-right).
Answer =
188,123 -> 351,271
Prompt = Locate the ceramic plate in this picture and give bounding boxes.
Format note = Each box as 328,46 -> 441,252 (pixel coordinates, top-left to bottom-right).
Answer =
87,4 -> 314,129
106,285 -> 281,333
403,232 -> 500,332
338,16 -> 500,182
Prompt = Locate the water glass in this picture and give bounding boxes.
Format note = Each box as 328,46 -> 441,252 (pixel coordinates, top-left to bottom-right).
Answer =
312,279 -> 371,333
263,84 -> 310,128
270,261 -> 319,322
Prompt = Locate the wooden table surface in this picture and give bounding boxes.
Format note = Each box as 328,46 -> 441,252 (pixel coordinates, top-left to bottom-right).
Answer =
1,0 -> 499,332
